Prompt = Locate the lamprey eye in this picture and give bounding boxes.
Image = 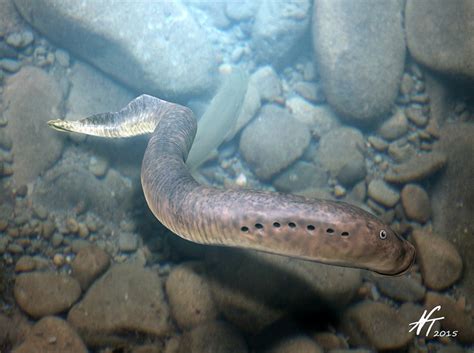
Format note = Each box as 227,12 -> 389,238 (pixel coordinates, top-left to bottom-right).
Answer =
379,230 -> 387,239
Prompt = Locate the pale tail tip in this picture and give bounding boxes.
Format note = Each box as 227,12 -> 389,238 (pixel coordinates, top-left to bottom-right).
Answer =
47,119 -> 72,133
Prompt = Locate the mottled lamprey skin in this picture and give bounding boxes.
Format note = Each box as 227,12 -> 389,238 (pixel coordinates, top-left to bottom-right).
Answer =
49,95 -> 416,275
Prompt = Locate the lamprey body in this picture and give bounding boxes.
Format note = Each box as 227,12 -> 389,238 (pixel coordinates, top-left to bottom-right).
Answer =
48,95 -> 415,275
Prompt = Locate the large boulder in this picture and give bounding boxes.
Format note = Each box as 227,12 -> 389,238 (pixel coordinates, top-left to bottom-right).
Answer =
432,123 -> 474,301
13,0 -> 217,98
312,0 -> 405,122
68,264 -> 171,346
406,0 -> 474,80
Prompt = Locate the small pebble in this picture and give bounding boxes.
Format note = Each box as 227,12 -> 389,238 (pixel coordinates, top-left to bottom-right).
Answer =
5,32 -> 22,47
53,253 -> 65,267
0,237 -> 9,253
8,243 -> 24,254
401,184 -> 431,223
388,142 -> 414,163
15,255 -> 37,272
41,221 -> 56,239
368,136 -> 388,151
77,223 -> 89,238
367,179 -> 400,208
6,31 -> 33,48
400,73 -> 414,96
33,204 -> 49,220
405,106 -> 428,126
88,156 -> 108,177
334,185 -> 346,198
119,220 -> 136,232
0,219 -> 8,232
55,49 -> 70,67
0,58 -> 21,72
118,233 -> 138,252
15,184 -> 28,197
377,109 -> 408,141
66,218 -> 79,234
235,173 -> 247,187
7,228 -> 19,238
51,233 -> 64,248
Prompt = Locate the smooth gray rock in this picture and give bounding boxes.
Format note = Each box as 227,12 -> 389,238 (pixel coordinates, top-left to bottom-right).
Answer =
372,274 -> 426,302
273,161 -> 328,193
4,66 -> 64,186
367,179 -> 400,208
240,104 -> 310,180
315,127 -> 365,177
252,0 -> 311,65
377,109 -> 408,141
313,0 -> 405,122
14,0 -> 217,98
406,0 -> 474,79
33,165 -> 134,222
68,264 -> 171,346
14,272 -> 81,318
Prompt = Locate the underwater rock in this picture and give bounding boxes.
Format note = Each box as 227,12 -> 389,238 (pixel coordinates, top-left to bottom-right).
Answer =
387,141 -> 415,164
14,0 -> 217,98
68,264 -> 171,346
337,159 -> 367,188
250,66 -> 282,102
88,156 -> 108,178
225,0 -> 259,21
367,179 -> 400,208
384,151 -> 447,183
3,66 -> 64,186
286,99 -> 339,135
240,104 -> 310,180
313,333 -> 348,351
412,229 -> 463,291
313,0 -> 405,122
406,0 -> 474,80
405,105 -> 429,127
273,161 -> 328,193
118,232 -> 139,252
315,127 -> 365,178
206,248 -> 361,333
376,109 -> 408,141
266,335 -> 323,353
371,273 -> 426,302
71,245 -> 110,291
14,272 -> 81,318
432,123 -> 474,301
425,292 -> 474,344
178,321 -> 248,353
341,301 -> 412,350
252,0 -> 311,65
33,165 -> 134,223
400,184 -> 431,223
165,262 -> 218,330
11,316 -> 87,353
